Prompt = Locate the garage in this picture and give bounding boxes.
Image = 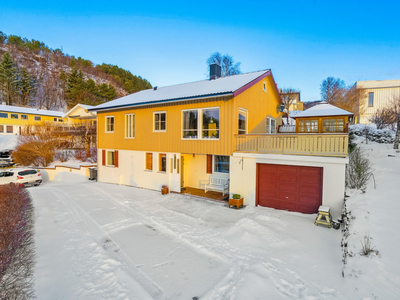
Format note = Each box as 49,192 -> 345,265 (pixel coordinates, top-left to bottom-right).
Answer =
256,164 -> 323,214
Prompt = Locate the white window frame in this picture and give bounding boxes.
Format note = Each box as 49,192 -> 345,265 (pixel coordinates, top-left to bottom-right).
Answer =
125,113 -> 135,138
21,114 -> 28,120
263,81 -> 267,92
107,150 -> 115,166
181,106 -> 220,140
213,155 -> 230,174
34,116 -> 41,121
10,114 -> 18,119
153,111 -> 167,132
0,113 -> 8,119
238,108 -> 248,135
267,117 -> 276,134
105,116 -> 115,133
158,153 -> 167,173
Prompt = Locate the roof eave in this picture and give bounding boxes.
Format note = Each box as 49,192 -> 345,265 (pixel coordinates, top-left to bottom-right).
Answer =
88,92 -> 234,112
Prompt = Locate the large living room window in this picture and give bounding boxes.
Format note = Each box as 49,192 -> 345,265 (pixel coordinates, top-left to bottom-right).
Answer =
238,109 -> 247,134
182,107 -> 219,139
125,114 -> 135,138
154,112 -> 166,132
214,156 -> 229,174
202,108 -> 219,139
106,116 -> 114,133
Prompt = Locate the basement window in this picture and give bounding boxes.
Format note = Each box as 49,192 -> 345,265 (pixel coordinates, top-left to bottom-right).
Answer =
214,155 -> 229,174
107,151 -> 115,166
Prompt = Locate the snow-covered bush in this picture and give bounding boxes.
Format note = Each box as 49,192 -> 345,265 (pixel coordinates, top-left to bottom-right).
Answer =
0,184 -> 35,299
349,124 -> 395,144
54,149 -> 74,162
346,147 -> 373,192
74,147 -> 97,163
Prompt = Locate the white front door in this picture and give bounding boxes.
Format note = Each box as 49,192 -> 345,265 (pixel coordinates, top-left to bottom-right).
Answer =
169,153 -> 181,193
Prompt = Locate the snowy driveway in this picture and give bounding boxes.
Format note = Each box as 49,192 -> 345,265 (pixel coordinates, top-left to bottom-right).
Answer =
31,180 -> 346,300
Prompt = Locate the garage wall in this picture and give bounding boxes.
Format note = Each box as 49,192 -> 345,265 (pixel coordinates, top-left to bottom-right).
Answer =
230,153 -> 348,217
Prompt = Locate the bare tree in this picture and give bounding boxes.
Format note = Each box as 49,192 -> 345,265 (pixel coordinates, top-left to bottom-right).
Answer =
280,88 -> 300,124
320,77 -> 345,104
388,94 -> 400,149
368,107 -> 395,129
207,52 -> 241,77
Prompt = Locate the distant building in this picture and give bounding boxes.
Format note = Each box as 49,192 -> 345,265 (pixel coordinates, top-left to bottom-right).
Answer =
356,80 -> 400,124
280,90 -> 304,111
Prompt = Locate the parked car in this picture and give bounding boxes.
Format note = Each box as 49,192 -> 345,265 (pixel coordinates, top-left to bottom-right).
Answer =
0,150 -> 15,168
0,169 -> 42,187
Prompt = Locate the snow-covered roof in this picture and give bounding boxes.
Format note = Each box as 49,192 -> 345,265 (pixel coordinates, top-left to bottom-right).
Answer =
291,102 -> 353,118
89,70 -> 272,111
0,105 -> 64,117
63,104 -> 96,119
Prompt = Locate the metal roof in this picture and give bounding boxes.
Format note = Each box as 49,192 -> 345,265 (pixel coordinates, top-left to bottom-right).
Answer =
0,105 -> 64,117
291,102 -> 353,118
89,70 -> 271,111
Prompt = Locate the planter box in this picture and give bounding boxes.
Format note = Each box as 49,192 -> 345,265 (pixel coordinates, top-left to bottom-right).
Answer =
229,198 -> 243,209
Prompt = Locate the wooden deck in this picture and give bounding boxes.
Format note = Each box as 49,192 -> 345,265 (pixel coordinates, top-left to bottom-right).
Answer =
179,187 -> 228,202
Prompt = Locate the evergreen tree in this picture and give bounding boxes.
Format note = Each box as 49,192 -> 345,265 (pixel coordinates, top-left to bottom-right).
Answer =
66,67 -> 85,107
0,31 -> 7,44
0,52 -> 20,105
19,67 -> 37,106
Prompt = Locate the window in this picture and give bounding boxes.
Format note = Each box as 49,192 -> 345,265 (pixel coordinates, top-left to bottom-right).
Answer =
21,115 -> 28,120
6,126 -> 13,133
54,117 -> 58,122
107,151 -> 115,166
263,81 -> 267,92
58,119 -> 64,122
266,117 -> 276,133
159,154 -> 166,172
154,112 -> 166,132
11,114 -> 18,119
34,116 -> 41,121
106,116 -> 114,132
322,118 -> 345,132
125,114 -> 135,138
298,119 -> 318,132
368,92 -> 374,107
145,153 -> 153,170
183,110 -> 198,138
214,156 -> 229,174
0,113 -> 8,118
182,108 -> 219,139
0,125 -> 3,133
238,109 -> 247,134
202,108 -> 219,138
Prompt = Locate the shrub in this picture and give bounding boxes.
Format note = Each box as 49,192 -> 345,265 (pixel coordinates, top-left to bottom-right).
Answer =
74,149 -> 87,161
232,194 -> 241,199
346,147 -> 373,191
360,235 -> 379,256
0,184 -> 35,299
349,124 -> 394,144
54,149 -> 74,162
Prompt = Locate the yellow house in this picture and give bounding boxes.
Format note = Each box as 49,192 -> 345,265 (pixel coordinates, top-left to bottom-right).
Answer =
90,65 -> 350,217
62,104 -> 97,124
0,104 -> 64,135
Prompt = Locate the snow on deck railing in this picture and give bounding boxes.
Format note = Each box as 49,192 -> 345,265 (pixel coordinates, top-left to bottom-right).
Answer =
235,133 -> 349,157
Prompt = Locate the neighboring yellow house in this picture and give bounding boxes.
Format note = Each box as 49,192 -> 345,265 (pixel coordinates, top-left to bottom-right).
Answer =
0,104 -> 64,135
62,104 -> 97,124
90,65 -> 349,217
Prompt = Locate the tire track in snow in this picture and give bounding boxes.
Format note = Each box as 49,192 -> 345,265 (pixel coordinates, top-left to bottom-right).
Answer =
81,183 -> 344,300
45,186 -> 163,299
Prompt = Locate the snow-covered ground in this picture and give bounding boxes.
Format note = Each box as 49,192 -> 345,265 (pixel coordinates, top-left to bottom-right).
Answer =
29,140 -> 400,299
0,135 -> 18,151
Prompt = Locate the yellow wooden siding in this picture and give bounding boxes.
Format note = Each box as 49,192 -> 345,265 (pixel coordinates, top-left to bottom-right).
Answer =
0,112 -> 64,126
233,76 -> 282,136
97,96 -> 235,155
97,74 -> 282,156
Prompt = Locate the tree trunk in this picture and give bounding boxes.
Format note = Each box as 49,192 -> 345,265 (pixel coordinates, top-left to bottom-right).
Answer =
394,119 -> 400,149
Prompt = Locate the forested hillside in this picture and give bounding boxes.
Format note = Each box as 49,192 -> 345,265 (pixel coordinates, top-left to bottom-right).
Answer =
0,31 -> 152,111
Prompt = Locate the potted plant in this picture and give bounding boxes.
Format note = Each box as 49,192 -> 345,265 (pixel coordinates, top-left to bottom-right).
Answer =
229,193 -> 243,209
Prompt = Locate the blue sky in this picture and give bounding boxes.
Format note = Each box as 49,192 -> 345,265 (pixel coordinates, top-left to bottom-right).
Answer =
1,0 -> 400,101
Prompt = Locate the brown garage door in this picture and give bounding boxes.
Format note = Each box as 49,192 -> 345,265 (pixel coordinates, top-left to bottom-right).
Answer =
257,164 -> 323,214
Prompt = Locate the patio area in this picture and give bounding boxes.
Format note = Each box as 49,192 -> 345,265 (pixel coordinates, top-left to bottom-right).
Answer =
179,187 -> 228,202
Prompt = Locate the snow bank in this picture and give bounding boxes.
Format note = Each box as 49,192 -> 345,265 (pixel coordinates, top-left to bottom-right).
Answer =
350,124 -> 395,144
0,135 -> 18,151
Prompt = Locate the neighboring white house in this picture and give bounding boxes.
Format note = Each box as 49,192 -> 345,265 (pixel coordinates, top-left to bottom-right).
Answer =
356,80 -> 400,124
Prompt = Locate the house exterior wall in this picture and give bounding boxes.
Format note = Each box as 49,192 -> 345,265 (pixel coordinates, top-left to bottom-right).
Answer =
234,76 -> 282,134
0,112 -> 65,135
98,149 -> 182,192
356,80 -> 400,124
65,106 -> 96,124
230,152 -> 347,217
96,74 -> 283,156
